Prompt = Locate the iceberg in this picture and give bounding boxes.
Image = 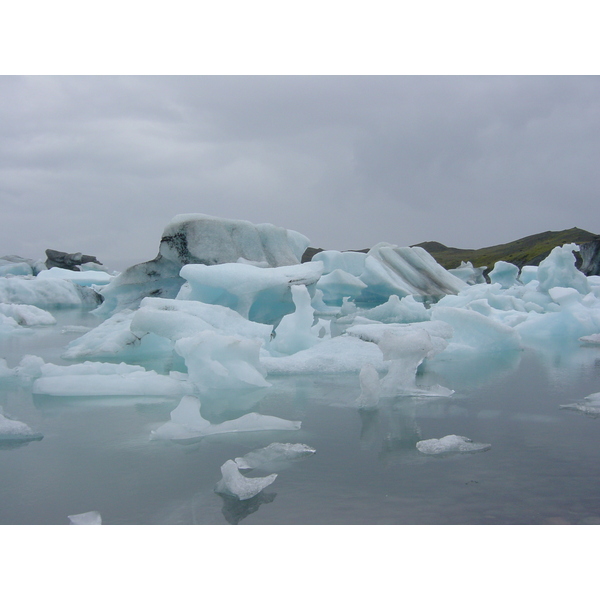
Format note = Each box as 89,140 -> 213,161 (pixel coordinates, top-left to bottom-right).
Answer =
355,363 -> 381,409
560,392 -> 600,417
215,459 -> 277,500
0,410 -> 43,442
0,277 -> 101,309
178,261 -> 323,324
311,250 -> 366,277
150,395 -> 301,441
536,243 -> 591,295
32,361 -> 193,397
315,269 -> 367,305
0,303 -> 56,327
234,442 -> 316,470
448,261 -> 487,285
489,261 -> 520,289
95,214 -> 309,315
68,511 -> 102,525
416,434 -> 491,455
37,267 -> 112,287
358,243 -> 467,303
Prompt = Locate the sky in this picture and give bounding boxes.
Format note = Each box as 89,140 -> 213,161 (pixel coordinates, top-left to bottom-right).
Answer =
2,75 -> 599,272
1,3 -> 599,277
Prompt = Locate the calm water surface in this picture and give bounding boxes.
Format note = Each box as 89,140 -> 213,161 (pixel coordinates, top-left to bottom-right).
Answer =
1,309 -> 600,525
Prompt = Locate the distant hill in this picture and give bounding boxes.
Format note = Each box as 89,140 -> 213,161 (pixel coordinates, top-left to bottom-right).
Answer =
412,227 -> 600,271
302,228 -> 600,276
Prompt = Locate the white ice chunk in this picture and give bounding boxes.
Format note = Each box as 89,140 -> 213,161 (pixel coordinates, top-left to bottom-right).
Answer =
560,391 -> 600,416
356,363 -> 380,409
537,243 -> 591,295
416,434 -> 491,455
179,261 -> 323,324
234,442 -> 316,470
215,460 -> 277,500
315,269 -> 367,305
62,309 -> 173,362
269,285 -> 321,355
175,330 -> 270,390
357,294 -> 430,324
580,333 -> 600,345
448,261 -> 487,285
32,361 -> 193,396
431,306 -> 522,355
359,243 -> 467,303
261,334 -> 385,374
0,303 -> 55,327
0,412 -> 43,441
519,265 -> 539,284
311,250 -> 366,276
68,511 -> 102,525
37,267 -> 112,287
489,261 -> 520,289
150,395 -> 301,441
0,277 -> 100,308
132,297 -> 272,345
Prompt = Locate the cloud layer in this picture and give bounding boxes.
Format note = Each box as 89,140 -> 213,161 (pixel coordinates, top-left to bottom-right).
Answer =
1,75 -> 599,270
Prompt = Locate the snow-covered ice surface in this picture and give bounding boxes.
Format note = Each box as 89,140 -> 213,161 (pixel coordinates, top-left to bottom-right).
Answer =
3,221 -> 600,524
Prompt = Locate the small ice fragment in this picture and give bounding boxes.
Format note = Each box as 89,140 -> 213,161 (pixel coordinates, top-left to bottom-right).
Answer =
560,392 -> 600,416
579,333 -> 600,346
0,412 -> 43,441
234,442 -> 316,470
416,434 -> 491,455
356,363 -> 380,409
68,511 -> 102,525
215,460 -> 277,500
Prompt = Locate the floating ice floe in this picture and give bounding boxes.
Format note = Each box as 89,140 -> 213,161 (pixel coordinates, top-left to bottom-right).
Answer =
0,277 -> 101,309
234,442 -> 316,471
579,333 -> 600,345
0,302 -> 56,326
37,267 -> 113,287
150,395 -> 301,441
68,511 -> 102,525
0,410 -> 43,442
560,392 -> 600,416
32,361 -> 193,397
215,459 -> 278,501
416,434 -> 491,455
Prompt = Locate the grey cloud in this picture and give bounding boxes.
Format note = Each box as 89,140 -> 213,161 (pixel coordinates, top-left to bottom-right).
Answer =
1,75 -> 599,270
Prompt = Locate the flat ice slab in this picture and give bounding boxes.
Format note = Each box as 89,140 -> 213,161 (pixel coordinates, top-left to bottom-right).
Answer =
234,442 -> 316,470
0,412 -> 43,441
416,434 -> 491,455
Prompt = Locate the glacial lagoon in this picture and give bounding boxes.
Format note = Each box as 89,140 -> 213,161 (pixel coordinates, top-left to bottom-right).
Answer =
2,310 -> 600,525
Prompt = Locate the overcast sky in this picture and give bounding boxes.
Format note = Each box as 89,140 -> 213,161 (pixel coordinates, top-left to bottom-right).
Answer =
1,75 -> 599,271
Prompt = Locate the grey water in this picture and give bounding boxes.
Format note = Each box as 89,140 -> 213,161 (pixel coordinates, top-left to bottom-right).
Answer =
2,310 -> 600,525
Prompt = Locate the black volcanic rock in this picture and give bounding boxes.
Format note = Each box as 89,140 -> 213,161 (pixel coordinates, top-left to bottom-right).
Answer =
45,249 -> 102,271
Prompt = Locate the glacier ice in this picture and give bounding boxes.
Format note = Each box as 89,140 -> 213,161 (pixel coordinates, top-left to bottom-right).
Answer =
489,261 -> 520,289
0,410 -> 43,441
0,277 -> 101,308
150,395 -> 301,441
32,360 -> 193,397
311,250 -> 367,277
560,392 -> 600,416
95,214 -> 309,315
315,269 -> 367,305
448,261 -> 487,285
0,303 -> 54,327
215,459 -> 277,500
234,442 -> 316,470
416,434 -> 491,455
68,511 -> 102,525
37,267 -> 112,287
178,261 -> 323,324
358,243 -> 467,303
355,363 -> 381,409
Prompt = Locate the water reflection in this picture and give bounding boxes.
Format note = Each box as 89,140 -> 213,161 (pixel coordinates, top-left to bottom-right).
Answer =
216,491 -> 277,525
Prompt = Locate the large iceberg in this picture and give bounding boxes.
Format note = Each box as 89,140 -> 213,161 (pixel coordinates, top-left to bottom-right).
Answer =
95,214 -> 310,315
